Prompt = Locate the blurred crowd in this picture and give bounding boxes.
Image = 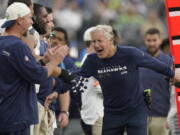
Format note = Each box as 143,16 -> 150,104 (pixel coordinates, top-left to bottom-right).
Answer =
0,0 -> 167,59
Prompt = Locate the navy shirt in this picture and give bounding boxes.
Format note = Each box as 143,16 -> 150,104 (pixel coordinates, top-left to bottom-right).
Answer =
38,40 -> 77,111
80,46 -> 174,114
39,40 -> 48,56
55,56 -> 80,118
37,40 -> 55,109
62,57 -> 81,119
139,51 -> 173,117
56,56 -> 79,94
37,78 -> 54,108
37,41 -> 71,109
0,36 -> 48,132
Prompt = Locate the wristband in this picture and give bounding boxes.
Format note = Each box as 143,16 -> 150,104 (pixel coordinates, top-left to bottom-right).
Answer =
59,69 -> 76,84
60,111 -> 69,117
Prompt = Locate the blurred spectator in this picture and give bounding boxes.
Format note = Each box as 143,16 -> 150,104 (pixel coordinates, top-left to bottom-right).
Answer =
0,0 -> 7,18
21,27 -> 38,52
54,0 -> 83,41
114,3 -> 145,47
45,7 -> 55,45
51,27 -> 83,135
45,7 -> 55,36
33,3 -> 48,35
96,1 -> 117,24
141,10 -> 167,38
139,28 -> 172,135
33,3 -> 48,56
121,0 -> 147,16
160,38 -> 171,56
35,0 -> 54,8
0,0 -> 169,52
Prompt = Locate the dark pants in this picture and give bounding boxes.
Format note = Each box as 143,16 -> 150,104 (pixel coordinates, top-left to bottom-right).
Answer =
0,127 -> 30,135
80,119 -> 92,135
102,106 -> 148,135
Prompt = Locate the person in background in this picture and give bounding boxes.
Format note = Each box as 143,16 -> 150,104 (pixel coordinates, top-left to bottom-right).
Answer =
139,28 -> 172,135
49,27 -> 71,132
21,27 -> 38,52
30,4 -> 71,135
160,39 -> 180,135
160,38 -> 171,56
45,7 -> 55,41
33,3 -> 48,56
49,27 -> 84,135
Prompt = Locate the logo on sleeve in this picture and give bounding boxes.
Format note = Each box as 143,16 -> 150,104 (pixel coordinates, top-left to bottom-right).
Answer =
2,50 -> 10,56
24,55 -> 29,62
141,51 -> 145,56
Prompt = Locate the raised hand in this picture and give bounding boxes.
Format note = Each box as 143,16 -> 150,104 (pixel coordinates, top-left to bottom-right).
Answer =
44,45 -> 69,66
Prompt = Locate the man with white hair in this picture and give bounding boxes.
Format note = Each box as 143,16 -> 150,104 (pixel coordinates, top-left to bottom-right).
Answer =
79,24 -> 179,135
0,2 -> 68,135
80,27 -> 104,135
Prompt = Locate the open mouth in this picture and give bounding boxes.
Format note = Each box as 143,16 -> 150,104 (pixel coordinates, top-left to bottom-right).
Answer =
96,48 -> 104,54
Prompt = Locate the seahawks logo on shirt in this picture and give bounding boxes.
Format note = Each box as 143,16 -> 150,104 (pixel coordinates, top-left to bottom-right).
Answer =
97,65 -> 127,74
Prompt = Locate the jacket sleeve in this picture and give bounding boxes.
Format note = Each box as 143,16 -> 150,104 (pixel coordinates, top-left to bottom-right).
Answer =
132,48 -> 174,78
8,42 -> 48,84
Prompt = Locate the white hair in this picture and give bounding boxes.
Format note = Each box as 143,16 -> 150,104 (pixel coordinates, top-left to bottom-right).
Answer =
83,27 -> 95,41
91,24 -> 114,40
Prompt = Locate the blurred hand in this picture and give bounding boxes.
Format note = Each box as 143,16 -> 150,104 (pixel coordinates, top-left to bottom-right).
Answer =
58,113 -> 69,128
164,120 -> 169,129
175,68 -> 180,82
51,66 -> 62,77
44,91 -> 58,111
44,45 -> 69,66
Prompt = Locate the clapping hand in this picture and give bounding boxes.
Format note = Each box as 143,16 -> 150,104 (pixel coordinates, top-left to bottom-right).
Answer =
44,45 -> 69,66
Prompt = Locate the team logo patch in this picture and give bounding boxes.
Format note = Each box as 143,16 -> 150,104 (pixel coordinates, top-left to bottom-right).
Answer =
24,55 -> 29,61
2,50 -> 10,56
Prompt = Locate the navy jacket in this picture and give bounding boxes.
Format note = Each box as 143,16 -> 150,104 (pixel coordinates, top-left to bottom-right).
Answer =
0,36 -> 48,132
139,51 -> 173,116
